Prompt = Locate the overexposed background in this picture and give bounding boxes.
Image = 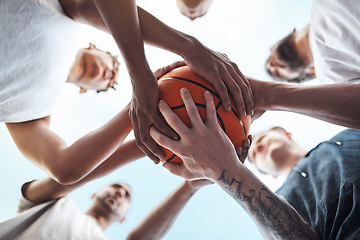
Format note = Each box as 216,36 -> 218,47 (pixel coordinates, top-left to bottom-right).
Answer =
0,0 -> 345,239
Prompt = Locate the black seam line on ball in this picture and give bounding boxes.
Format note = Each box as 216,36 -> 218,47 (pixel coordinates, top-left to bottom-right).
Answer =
231,108 -> 246,138
170,103 -> 226,132
166,154 -> 177,162
161,77 -> 220,100
170,103 -> 206,111
216,100 -> 222,110
216,112 -> 226,132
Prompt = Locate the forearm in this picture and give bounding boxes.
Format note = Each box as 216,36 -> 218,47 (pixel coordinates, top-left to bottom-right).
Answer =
59,0 -> 198,65
212,161 -> 319,240
127,181 -> 197,240
54,106 -> 133,184
25,139 -> 143,202
252,79 -> 360,129
137,7 -> 198,57
7,105 -> 134,184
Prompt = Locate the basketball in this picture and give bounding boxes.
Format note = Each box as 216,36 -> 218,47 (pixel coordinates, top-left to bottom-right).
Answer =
157,66 -> 251,164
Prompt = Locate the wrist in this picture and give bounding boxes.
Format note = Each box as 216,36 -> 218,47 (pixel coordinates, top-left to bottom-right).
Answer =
213,160 -> 247,187
183,181 -> 200,194
206,156 -> 243,181
178,35 -> 202,59
263,81 -> 296,111
250,79 -> 277,111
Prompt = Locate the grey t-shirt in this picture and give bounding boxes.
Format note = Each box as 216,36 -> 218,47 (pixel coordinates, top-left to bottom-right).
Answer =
276,129 -> 360,239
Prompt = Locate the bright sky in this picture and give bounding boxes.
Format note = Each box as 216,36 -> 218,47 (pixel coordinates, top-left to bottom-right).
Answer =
0,0 -> 346,239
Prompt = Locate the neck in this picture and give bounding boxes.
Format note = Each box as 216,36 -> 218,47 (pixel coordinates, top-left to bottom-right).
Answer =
85,209 -> 113,230
281,145 -> 308,177
66,64 -> 82,84
293,24 -> 313,65
66,52 -> 83,84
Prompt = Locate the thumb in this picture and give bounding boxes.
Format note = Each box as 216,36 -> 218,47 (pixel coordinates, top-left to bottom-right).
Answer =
162,162 -> 184,176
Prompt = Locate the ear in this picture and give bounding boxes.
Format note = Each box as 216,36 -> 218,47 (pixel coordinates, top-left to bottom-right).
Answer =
88,42 -> 96,49
79,87 -> 87,94
306,64 -> 316,77
119,217 -> 126,223
285,131 -> 292,139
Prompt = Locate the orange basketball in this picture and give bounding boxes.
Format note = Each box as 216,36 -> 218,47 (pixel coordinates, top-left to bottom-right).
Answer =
158,66 -> 251,164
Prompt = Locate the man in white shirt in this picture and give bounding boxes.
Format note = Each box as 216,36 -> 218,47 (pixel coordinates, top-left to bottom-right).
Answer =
265,0 -> 360,84
0,171 -> 211,239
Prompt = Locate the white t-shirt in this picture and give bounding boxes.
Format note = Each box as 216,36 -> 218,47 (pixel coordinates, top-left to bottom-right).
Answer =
0,197 -> 108,240
0,0 -> 82,123
310,0 -> 360,84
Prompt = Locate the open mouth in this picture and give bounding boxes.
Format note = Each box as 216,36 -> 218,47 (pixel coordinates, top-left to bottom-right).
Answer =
103,68 -> 114,80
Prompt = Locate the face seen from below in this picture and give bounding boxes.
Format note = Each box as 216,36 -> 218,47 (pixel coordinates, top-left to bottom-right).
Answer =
265,44 -> 303,81
248,128 -> 294,177
92,182 -> 132,222
176,0 -> 213,20
68,43 -> 119,93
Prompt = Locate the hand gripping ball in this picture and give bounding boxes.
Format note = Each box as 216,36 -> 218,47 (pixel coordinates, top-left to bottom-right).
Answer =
158,66 -> 251,164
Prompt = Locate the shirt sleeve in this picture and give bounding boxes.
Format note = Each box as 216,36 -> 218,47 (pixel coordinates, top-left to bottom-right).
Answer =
17,180 -> 39,215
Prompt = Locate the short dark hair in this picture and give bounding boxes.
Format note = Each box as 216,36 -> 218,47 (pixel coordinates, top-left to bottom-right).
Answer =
267,32 -> 313,83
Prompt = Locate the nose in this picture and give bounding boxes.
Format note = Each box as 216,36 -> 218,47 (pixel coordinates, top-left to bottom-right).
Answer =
256,145 -> 262,153
116,188 -> 126,198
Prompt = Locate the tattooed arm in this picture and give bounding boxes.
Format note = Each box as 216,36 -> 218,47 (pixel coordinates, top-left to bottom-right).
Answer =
217,168 -> 318,239
149,88 -> 320,239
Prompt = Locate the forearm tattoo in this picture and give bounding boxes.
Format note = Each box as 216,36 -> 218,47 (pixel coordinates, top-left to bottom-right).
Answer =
218,170 -> 314,239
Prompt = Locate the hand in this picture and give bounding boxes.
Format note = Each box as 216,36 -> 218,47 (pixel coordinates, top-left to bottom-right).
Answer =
183,44 -> 253,117
235,135 -> 252,163
130,70 -> 179,163
154,61 -> 186,80
150,88 -> 240,181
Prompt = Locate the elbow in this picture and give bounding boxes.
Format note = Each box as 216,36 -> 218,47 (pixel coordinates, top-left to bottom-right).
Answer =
49,167 -> 84,185
126,230 -> 153,240
126,231 -> 138,240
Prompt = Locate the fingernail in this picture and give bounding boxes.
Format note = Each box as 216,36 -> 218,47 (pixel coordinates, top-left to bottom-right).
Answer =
252,109 -> 254,115
227,105 -> 232,112
180,88 -> 188,93
158,100 -> 164,107
204,90 -> 210,95
243,110 -> 246,116
245,139 -> 251,147
236,147 -> 242,155
173,136 -> 179,140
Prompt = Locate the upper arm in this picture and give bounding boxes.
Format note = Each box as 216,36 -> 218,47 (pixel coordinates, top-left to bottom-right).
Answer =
6,117 -> 68,175
58,0 -> 108,32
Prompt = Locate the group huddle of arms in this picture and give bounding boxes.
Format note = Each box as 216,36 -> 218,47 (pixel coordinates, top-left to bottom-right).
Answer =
2,0 -> 360,239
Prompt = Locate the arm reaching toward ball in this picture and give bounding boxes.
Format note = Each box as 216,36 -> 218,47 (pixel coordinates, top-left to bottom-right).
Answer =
150,89 -> 319,239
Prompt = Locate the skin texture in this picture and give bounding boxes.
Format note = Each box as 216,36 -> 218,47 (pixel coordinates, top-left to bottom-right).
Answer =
149,89 -> 320,239
58,0 -> 253,163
